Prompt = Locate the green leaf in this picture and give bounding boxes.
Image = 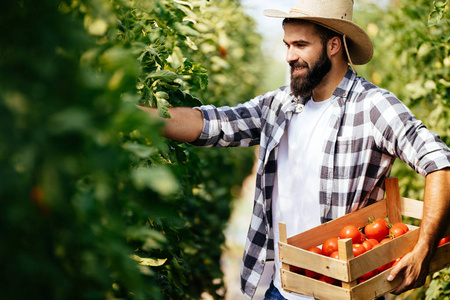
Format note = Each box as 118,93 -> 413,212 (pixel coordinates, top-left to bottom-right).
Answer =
146,70 -> 178,82
428,1 -> 448,27
174,23 -> 200,37
131,166 -> 180,196
169,89 -> 202,107
130,254 -> 167,267
122,143 -> 156,158
168,46 -> 184,70
48,108 -> 92,134
155,91 -> 171,118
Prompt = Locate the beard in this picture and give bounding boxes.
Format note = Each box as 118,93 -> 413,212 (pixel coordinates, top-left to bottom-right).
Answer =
290,46 -> 332,98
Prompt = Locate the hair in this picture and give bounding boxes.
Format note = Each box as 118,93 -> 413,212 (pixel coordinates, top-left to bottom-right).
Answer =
282,18 -> 349,62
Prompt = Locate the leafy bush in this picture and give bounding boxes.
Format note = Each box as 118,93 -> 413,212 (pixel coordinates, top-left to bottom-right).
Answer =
0,0 -> 262,299
356,0 -> 449,298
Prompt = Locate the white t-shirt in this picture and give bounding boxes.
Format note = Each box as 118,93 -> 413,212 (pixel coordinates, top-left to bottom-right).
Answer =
272,97 -> 335,299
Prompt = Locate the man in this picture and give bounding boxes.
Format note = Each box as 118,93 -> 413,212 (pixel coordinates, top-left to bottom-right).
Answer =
139,0 -> 450,299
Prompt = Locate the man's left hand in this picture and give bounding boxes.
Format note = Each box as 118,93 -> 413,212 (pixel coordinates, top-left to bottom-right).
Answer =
387,247 -> 431,295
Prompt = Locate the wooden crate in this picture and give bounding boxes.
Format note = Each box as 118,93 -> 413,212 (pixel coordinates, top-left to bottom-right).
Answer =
278,177 -> 450,300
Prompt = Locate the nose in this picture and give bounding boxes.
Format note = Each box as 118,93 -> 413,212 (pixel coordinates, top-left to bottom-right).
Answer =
286,46 -> 299,64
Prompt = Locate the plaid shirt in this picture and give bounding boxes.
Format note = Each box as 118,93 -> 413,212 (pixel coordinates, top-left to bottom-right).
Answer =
191,68 -> 450,298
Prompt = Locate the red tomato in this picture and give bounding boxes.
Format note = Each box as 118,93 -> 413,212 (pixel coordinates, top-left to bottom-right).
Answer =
367,239 -> 379,247
361,269 -> 379,280
392,222 -> 409,232
322,237 -> 339,256
390,225 -> 407,238
319,275 -> 340,285
373,246 -> 393,273
305,269 -> 321,279
360,232 -> 366,243
365,218 -> 389,242
380,237 -> 393,244
438,236 -> 450,247
377,261 -> 392,273
352,244 -> 366,257
308,246 -> 323,255
392,256 -> 403,267
290,265 -> 304,274
305,247 -> 323,279
329,251 -> 340,259
340,225 -> 362,245
362,240 -> 374,251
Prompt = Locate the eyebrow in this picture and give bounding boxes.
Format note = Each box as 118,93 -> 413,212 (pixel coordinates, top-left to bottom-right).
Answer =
283,39 -> 311,46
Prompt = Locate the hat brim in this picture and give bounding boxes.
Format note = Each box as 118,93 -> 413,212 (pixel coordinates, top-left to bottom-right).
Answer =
264,9 -> 373,65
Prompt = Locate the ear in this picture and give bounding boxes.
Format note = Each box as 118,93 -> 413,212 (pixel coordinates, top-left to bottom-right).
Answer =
328,36 -> 342,58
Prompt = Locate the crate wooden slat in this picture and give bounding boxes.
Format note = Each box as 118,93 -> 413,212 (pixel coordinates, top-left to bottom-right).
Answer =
385,177 -> 402,224
287,200 -> 387,250
279,177 -> 450,299
281,269 -> 351,299
400,197 -> 423,220
350,243 -> 450,300
350,269 -> 403,300
347,228 -> 418,281
279,242 -> 349,281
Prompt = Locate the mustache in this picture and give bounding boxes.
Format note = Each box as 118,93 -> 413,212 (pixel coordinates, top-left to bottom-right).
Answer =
290,61 -> 308,72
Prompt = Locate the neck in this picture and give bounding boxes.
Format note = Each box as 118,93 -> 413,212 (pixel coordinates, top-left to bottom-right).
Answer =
312,63 -> 348,102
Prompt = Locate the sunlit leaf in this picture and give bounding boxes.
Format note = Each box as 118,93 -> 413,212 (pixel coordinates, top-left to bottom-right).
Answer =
130,254 -> 167,266
146,70 -> 177,82
131,166 -> 180,195
122,142 -> 156,158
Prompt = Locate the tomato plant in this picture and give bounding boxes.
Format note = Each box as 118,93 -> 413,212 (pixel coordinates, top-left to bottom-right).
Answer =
0,0 -> 265,299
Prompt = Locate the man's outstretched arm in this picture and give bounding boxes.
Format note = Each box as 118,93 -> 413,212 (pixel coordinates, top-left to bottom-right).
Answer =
137,106 -> 204,143
388,167 -> 450,294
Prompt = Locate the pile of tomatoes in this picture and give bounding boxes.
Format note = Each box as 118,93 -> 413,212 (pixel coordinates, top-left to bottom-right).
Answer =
290,218 -> 450,285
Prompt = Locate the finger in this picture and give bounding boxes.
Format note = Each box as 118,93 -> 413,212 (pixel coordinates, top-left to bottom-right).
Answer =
387,263 -> 402,282
393,281 -> 407,295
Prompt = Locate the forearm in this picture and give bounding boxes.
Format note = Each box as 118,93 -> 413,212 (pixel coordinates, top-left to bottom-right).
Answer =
415,167 -> 450,255
137,106 -> 203,143
388,167 -> 450,293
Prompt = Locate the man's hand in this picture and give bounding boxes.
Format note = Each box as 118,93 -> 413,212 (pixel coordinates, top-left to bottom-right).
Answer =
387,244 -> 431,294
387,168 -> 450,295
137,106 -> 204,142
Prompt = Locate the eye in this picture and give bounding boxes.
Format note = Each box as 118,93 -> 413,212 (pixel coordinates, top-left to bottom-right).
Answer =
294,42 -> 307,48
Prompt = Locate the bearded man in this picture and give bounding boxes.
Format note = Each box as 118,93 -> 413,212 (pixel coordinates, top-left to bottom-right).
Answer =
138,0 -> 450,299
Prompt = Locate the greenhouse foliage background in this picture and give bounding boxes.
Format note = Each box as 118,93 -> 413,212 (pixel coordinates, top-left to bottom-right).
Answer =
0,0 -> 448,299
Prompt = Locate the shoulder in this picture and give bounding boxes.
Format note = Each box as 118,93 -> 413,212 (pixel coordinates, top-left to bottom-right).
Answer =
348,76 -> 419,136
350,76 -> 411,113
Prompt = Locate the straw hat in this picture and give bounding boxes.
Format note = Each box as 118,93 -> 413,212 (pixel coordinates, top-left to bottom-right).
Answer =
264,0 -> 373,65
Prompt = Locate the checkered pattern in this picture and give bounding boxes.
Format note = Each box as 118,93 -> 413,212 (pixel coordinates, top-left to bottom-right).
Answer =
191,68 -> 450,298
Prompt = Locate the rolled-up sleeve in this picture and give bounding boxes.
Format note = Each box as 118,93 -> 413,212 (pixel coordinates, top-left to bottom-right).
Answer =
190,97 -> 263,148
